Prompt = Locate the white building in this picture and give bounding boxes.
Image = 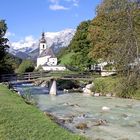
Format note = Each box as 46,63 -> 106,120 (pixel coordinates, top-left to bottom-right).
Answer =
37,32 -> 66,71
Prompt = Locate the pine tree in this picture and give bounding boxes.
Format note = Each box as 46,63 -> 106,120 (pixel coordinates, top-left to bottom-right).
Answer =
0,20 -> 9,60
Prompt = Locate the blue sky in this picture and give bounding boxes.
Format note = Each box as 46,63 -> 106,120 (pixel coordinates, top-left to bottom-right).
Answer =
0,0 -> 101,41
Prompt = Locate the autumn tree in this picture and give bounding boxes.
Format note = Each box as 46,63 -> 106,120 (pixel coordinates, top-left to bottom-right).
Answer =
89,0 -> 140,97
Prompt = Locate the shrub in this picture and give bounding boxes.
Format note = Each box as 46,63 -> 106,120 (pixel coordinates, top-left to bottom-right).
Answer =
116,74 -> 139,98
22,88 -> 37,105
17,60 -> 35,73
94,79 -> 106,94
94,77 -> 118,95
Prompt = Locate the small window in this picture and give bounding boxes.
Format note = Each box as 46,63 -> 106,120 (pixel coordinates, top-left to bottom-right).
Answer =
43,44 -> 45,49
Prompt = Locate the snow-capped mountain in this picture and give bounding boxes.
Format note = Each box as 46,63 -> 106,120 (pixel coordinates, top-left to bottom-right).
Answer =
10,36 -> 38,53
9,29 -> 75,59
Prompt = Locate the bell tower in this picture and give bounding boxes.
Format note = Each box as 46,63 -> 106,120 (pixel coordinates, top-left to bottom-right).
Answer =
39,32 -> 47,54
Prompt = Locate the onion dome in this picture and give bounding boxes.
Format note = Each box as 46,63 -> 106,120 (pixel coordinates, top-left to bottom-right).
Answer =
40,32 -> 46,43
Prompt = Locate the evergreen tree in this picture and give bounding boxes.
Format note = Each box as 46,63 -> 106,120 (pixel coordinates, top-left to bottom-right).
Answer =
68,20 -> 95,71
0,20 -> 9,61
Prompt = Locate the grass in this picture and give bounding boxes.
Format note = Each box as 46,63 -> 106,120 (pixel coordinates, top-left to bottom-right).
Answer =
0,84 -> 86,140
60,52 -> 75,65
94,76 -> 140,100
93,76 -> 119,95
132,89 -> 140,100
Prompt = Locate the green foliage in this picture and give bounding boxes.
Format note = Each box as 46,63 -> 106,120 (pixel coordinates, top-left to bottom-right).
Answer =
69,20 -> 95,71
94,77 -> 118,95
0,52 -> 22,75
88,0 -> 140,97
59,20 -> 96,71
18,60 -> 35,73
0,20 -> 21,75
89,0 -> 140,68
0,20 -> 13,74
116,72 -> 140,98
22,88 -> 37,105
0,85 -> 86,140
59,52 -> 75,65
0,20 -> 9,61
58,0 -> 140,97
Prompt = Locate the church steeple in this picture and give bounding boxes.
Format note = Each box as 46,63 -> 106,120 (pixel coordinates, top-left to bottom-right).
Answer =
40,32 -> 46,43
39,32 -> 47,54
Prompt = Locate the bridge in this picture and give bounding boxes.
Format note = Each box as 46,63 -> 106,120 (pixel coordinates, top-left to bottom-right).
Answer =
1,71 -> 93,95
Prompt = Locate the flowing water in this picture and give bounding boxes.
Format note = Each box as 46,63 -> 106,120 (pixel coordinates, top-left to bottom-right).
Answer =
13,83 -> 140,140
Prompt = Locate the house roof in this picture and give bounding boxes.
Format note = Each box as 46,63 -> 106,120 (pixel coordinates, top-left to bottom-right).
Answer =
39,47 -> 56,58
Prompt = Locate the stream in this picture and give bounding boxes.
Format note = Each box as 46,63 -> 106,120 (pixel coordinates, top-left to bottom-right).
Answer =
12,82 -> 140,140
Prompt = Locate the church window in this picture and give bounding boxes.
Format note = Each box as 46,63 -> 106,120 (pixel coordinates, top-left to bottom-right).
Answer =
43,44 -> 45,49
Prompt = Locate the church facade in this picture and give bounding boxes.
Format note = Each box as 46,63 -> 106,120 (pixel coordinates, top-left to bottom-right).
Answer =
37,32 -> 66,71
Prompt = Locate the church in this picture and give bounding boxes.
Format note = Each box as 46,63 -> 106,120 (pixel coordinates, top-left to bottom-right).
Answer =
37,32 -> 66,71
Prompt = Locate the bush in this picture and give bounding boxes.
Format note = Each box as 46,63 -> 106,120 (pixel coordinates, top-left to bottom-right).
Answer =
94,79 -> 106,94
94,77 -> 118,95
17,60 -> 35,73
116,74 -> 139,98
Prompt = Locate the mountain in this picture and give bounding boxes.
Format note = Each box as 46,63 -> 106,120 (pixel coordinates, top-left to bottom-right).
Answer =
9,29 -> 75,60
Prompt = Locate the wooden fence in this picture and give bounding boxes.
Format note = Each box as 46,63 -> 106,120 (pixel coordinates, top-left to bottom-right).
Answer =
0,71 -> 50,82
0,71 -> 92,82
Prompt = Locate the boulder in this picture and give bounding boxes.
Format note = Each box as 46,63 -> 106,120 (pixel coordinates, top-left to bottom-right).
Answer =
102,106 -> 110,111
83,82 -> 94,95
76,123 -> 88,130
85,82 -> 94,89
106,93 -> 112,97
94,93 -> 100,97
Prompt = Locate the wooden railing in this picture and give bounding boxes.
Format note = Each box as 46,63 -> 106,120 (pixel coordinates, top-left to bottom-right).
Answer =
0,71 -> 50,82
0,71 -> 93,82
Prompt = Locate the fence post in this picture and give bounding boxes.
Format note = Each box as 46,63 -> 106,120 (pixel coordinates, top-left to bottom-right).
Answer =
28,73 -> 31,80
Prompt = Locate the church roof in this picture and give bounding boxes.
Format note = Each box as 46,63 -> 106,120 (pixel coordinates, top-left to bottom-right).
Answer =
39,47 -> 56,58
40,32 -> 46,43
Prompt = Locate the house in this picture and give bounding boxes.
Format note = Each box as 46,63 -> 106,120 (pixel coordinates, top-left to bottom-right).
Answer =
91,61 -> 116,76
37,32 -> 66,71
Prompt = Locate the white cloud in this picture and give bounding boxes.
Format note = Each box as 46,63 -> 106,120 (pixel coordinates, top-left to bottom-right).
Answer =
11,35 -> 37,51
5,32 -> 15,38
71,0 -> 79,7
49,4 -> 69,10
48,0 -> 79,10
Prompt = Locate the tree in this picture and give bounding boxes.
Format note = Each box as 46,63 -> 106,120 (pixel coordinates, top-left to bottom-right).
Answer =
0,53 -> 22,74
0,20 -> 9,60
68,20 -> 95,71
0,20 -> 13,75
89,0 -> 140,69
18,60 -> 35,73
89,0 -> 140,97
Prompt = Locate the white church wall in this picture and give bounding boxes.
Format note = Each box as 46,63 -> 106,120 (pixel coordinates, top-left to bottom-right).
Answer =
42,66 -> 66,71
49,58 -> 57,66
37,56 -> 49,67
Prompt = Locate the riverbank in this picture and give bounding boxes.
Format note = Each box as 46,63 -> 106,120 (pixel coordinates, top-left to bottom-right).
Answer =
94,76 -> 140,100
0,84 -> 86,140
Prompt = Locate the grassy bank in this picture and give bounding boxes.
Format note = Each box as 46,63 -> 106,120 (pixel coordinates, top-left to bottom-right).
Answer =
94,76 -> 140,100
0,84 -> 86,140
94,76 -> 118,95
